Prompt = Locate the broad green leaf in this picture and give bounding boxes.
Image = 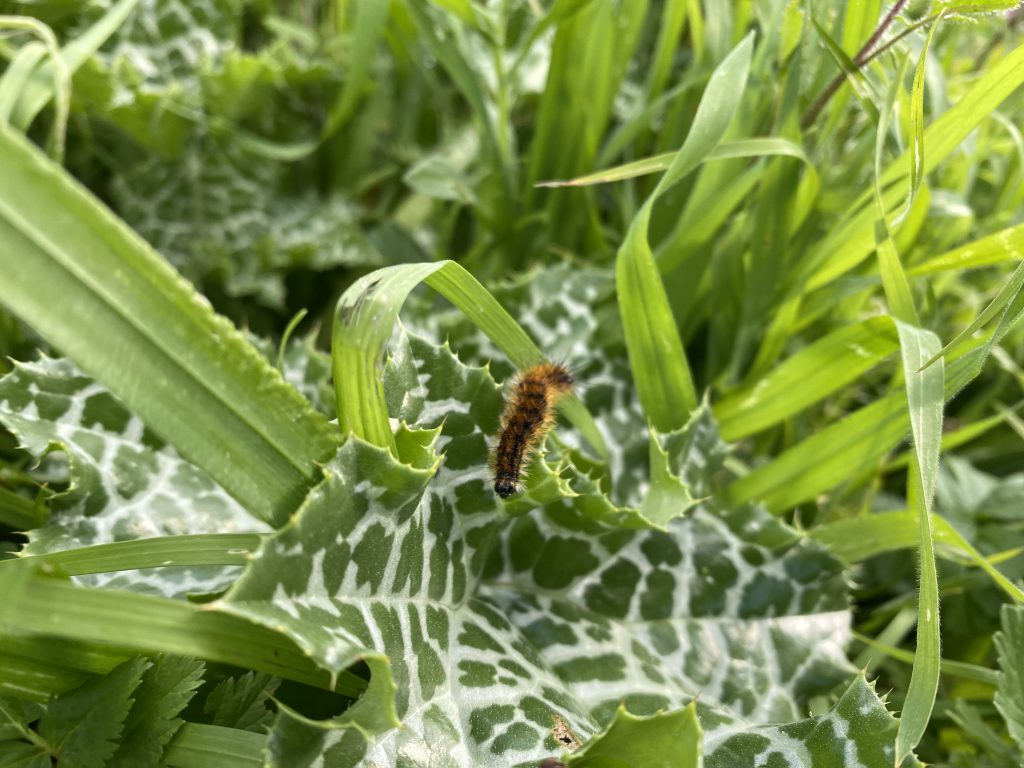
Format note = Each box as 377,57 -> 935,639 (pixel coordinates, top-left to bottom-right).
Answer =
616,34 -> 754,431
0,123 -> 339,527
0,358 -> 268,597
110,655 -> 205,767
995,605 -> 1024,753
217,331 -> 877,766
39,657 -> 147,768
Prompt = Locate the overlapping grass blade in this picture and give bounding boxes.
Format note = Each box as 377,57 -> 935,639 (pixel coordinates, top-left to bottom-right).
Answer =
616,33 -> 753,431
332,261 -> 606,456
0,124 -> 339,527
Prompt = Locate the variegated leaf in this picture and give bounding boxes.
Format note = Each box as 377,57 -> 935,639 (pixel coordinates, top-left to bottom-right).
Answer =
0,357 -> 268,596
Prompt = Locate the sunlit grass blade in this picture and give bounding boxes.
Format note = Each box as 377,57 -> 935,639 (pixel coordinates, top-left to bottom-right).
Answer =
907,221 -> 1024,275
0,123 -> 339,527
322,0 -> 391,139
920,260 -> 1024,370
894,322 -> 943,764
873,55 -> 918,325
333,261 -> 606,456
536,137 -> 808,187
715,317 -> 898,440
616,33 -> 753,431
804,41 -> 1024,289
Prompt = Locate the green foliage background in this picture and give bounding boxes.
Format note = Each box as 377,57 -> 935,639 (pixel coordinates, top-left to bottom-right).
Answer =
0,0 -> 1023,766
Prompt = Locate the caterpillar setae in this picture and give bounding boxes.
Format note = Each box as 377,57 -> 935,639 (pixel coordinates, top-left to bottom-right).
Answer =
492,362 -> 574,499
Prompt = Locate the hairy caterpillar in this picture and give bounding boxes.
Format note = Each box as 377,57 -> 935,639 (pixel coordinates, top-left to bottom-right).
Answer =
492,362 -> 574,499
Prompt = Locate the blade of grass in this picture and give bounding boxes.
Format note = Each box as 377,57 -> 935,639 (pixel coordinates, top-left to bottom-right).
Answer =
0,486 -> 42,531
725,342 -> 983,512
333,261 -> 606,457
0,564 -> 365,695
0,123 -> 339,527
163,724 -> 265,768
853,632 -> 999,687
322,0 -> 391,139
536,137 -> 808,187
812,511 -> 1024,602
920,260 -> 1024,370
907,222 -> 1024,275
616,33 -> 754,431
2,534 -> 260,576
894,322 -> 943,764
714,316 -> 899,440
804,40 -> 1024,290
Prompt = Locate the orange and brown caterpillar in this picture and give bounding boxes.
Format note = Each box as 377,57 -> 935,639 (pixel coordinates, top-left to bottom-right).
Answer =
493,362 -> 574,499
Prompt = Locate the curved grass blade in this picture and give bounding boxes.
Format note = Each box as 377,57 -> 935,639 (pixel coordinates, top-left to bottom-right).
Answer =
536,137 -> 808,187
616,33 -> 754,431
332,261 -> 606,456
0,124 -> 339,527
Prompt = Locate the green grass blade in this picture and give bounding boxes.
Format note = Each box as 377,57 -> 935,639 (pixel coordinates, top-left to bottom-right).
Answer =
163,724 -> 265,768
0,123 -> 339,527
537,137 -> 808,187
714,316 -> 899,440
322,0 -> 391,138
920,260 -> 1024,370
0,487 -> 42,531
805,40 -> 1024,289
873,55 -> 919,325
616,33 -> 754,431
6,0 -> 138,130
908,222 -> 1024,275
812,511 -> 1024,602
3,534 -> 259,575
853,632 -> 999,687
0,564 -> 362,694
894,322 -> 943,764
333,261 -> 606,456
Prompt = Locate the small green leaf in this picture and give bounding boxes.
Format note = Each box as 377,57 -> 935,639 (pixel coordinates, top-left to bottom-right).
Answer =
567,702 -> 702,768
39,657 -> 148,768
995,605 -> 1024,754
204,672 -> 280,733
110,655 -> 205,767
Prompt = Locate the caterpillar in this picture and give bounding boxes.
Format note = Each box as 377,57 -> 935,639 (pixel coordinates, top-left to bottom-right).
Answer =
492,362 -> 574,499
